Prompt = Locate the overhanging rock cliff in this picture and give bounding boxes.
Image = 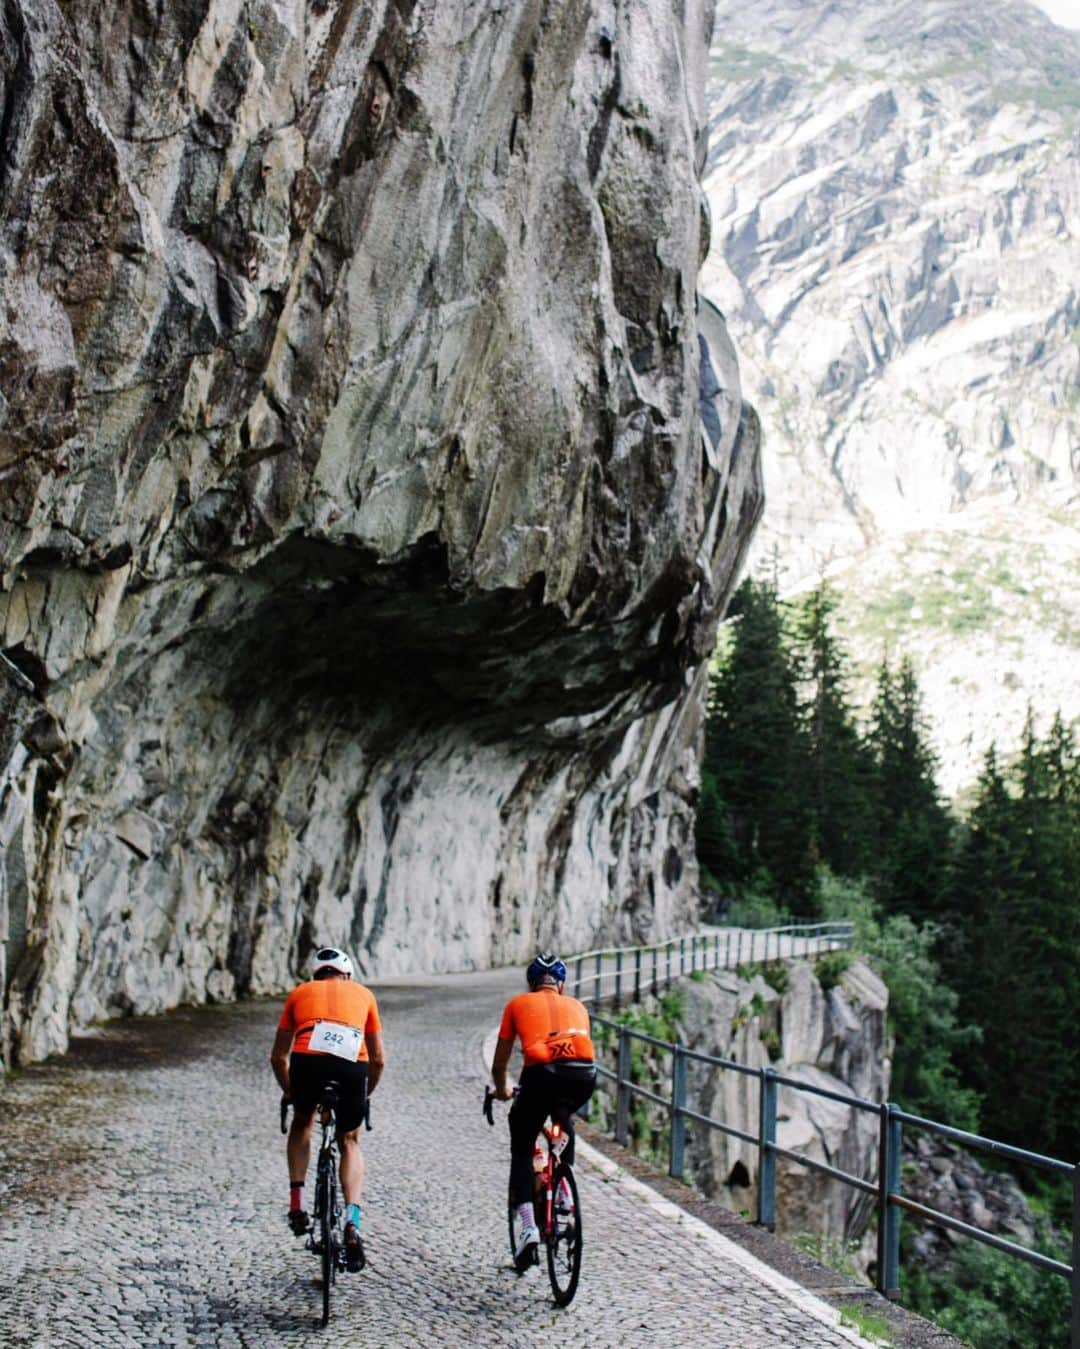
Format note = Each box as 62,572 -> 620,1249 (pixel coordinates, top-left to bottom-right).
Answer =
0,2 -> 762,1066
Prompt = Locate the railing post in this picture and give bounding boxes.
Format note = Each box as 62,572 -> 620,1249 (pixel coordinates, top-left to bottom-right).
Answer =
736,930 -> 742,968
690,935 -> 697,975
725,930 -> 731,968
714,931 -> 719,969
615,1026 -> 631,1146
614,949 -> 623,1010
575,956 -> 583,999
666,941 -> 672,989
634,948 -> 642,1002
680,936 -> 686,978
670,1042 -> 687,1180
594,951 -> 602,1004
757,1068 -> 777,1229
876,1103 -> 902,1299
652,944 -> 658,995
1071,1164 -> 1079,1349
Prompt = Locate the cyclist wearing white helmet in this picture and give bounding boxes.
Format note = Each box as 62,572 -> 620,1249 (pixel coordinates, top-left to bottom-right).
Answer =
491,953 -> 596,1266
270,946 -> 385,1272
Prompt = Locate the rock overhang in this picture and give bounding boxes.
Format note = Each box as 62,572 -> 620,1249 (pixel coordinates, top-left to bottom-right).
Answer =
0,0 -> 762,1066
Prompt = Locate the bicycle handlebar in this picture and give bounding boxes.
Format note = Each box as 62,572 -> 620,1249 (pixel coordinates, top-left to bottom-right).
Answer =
483,1085 -> 518,1124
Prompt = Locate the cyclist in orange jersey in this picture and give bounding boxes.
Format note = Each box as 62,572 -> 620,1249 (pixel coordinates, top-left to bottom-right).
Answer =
491,953 -> 596,1265
270,947 -> 385,1272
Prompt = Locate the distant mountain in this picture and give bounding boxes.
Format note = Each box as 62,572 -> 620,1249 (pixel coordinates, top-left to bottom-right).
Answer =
703,0 -> 1080,794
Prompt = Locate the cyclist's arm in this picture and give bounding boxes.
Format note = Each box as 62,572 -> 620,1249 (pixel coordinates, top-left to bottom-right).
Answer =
365,1030 -> 385,1093
491,1035 -> 514,1099
270,1028 -> 294,1095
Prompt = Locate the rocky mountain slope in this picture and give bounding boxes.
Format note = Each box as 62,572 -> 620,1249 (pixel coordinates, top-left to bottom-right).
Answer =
703,0 -> 1080,793
0,1 -> 762,1067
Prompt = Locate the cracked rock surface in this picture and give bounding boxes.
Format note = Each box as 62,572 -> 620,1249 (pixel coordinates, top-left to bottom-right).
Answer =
0,2 -> 762,1065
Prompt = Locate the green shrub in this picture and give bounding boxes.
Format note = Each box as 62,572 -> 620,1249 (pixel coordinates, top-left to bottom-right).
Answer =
902,1228 -> 1070,1349
791,1232 -> 864,1282
816,950 -> 853,994
734,960 -> 788,993
817,867 -> 981,1128
725,885 -> 789,929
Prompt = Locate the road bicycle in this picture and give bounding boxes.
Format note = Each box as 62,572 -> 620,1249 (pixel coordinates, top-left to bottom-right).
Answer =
484,1087 -> 583,1306
281,1085 -> 371,1326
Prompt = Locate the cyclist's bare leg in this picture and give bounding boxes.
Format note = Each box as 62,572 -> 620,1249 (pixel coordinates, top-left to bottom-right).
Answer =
338,1126 -> 365,1205
287,1108 -> 315,1182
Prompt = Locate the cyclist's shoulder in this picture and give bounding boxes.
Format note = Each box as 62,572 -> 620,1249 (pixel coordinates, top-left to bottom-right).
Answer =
498,989 -> 528,1024
346,980 -> 379,1011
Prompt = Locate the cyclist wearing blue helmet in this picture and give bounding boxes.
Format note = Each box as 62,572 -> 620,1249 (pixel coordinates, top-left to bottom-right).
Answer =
491,953 -> 596,1265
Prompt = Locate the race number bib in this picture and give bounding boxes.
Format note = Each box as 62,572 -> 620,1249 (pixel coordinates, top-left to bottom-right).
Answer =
309,1020 -> 362,1061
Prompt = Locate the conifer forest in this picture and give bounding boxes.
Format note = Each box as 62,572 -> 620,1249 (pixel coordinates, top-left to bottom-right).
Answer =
696,578 -> 1078,1345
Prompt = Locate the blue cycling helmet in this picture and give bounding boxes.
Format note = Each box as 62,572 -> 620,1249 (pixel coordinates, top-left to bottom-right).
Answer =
527,952 -> 567,987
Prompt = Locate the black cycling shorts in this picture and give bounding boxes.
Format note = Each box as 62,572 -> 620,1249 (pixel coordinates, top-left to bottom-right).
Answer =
289,1052 -> 368,1133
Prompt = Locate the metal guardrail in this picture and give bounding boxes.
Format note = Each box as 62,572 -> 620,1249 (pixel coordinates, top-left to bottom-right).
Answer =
566,922 -> 855,1008
569,927 -> 1079,1345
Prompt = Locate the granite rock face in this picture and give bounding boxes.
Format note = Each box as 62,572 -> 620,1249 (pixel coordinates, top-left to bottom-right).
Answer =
679,959 -> 889,1247
704,0 -> 1080,792
0,2 -> 762,1065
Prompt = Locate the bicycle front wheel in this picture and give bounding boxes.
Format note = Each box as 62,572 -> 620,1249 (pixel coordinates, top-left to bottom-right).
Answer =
545,1163 -> 582,1306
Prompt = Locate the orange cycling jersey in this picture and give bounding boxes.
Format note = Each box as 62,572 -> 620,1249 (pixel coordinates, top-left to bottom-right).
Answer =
278,979 -> 381,1059
498,988 -> 595,1067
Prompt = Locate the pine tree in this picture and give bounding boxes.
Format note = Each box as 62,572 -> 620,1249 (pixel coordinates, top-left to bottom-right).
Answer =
944,745 -> 1021,1120
792,584 -> 876,878
868,656 -> 951,919
945,716 -> 1080,1159
700,578 -> 815,903
1009,712 -> 1079,1158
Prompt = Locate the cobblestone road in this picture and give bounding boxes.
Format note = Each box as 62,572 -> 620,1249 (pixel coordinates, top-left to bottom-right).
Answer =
0,969 -> 876,1347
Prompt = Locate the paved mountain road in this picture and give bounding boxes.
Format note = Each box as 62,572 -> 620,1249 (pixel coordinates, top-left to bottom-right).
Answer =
0,969 -> 874,1347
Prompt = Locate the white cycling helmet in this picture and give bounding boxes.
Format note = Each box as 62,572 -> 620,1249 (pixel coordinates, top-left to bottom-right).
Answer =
311,946 -> 354,979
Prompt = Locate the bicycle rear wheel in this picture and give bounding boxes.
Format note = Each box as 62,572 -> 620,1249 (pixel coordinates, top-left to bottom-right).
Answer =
317,1164 -> 334,1326
545,1163 -> 582,1306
